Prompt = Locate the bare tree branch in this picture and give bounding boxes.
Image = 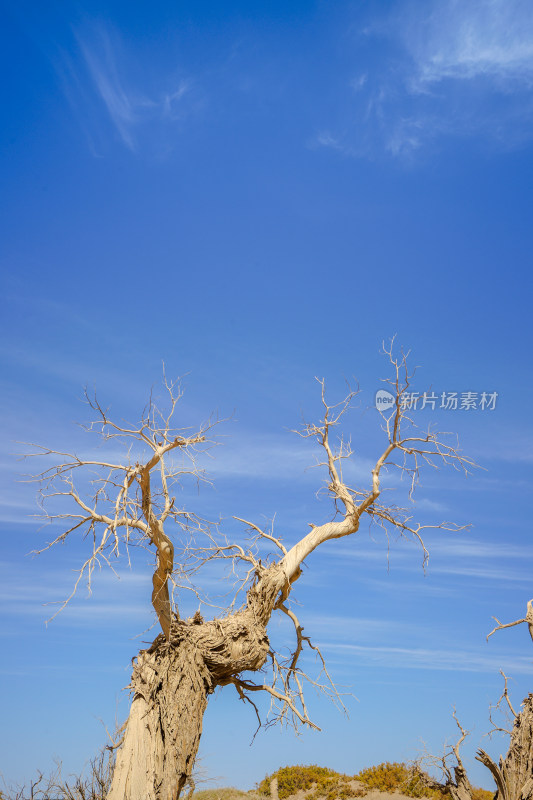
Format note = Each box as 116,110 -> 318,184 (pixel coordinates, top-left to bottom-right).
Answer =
419,709 -> 474,800
486,670 -> 518,737
281,340 -> 475,581
24,379 -> 223,637
487,599 -> 533,642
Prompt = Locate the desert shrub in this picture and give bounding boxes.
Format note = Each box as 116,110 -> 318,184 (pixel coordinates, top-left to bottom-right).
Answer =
357,762 -> 411,794
356,762 -> 447,800
258,765 -> 365,800
313,782 -> 365,800
309,777 -> 363,800
258,763 -> 493,800
194,790 -> 261,800
258,766 -> 342,799
471,789 -> 494,800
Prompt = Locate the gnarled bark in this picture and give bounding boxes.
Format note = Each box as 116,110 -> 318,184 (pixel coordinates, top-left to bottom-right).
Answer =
107,568 -> 281,800
447,764 -> 475,800
477,694 -> 533,800
107,640 -> 210,800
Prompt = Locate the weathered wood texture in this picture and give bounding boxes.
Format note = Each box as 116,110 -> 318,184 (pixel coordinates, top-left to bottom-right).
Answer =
477,694 -> 533,800
107,568 -> 281,800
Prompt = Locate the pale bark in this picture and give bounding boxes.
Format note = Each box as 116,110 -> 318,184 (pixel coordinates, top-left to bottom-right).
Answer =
107,567 -> 282,800
477,694 -> 533,800
107,641 -> 210,800
487,601 -> 533,645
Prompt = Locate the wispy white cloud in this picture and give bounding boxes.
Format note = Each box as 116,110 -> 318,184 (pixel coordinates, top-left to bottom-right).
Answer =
301,612 -> 423,640
318,534 -> 533,586
0,563 -> 154,627
59,23 -> 196,154
470,429 -> 533,464
76,30 -> 140,150
317,0 -> 533,158
405,0 -> 533,90
314,132 -> 346,152
350,73 -> 368,91
430,563 -> 532,582
204,431 -> 376,482
429,538 -> 528,559
411,497 -> 449,513
323,640 -> 532,673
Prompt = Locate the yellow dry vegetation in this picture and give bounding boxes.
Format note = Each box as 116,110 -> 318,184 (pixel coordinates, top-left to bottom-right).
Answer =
255,763 -> 494,800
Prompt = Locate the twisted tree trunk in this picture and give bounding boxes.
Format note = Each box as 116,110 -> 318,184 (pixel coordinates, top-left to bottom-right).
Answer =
107,640 -> 211,800
107,566 -> 285,800
478,694 -> 533,800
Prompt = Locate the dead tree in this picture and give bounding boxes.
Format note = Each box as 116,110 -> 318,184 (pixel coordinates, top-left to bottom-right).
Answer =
0,745 -> 114,800
476,603 -> 533,800
423,710 -> 476,800
426,603 -> 533,800
26,345 -> 474,800
477,693 -> 533,800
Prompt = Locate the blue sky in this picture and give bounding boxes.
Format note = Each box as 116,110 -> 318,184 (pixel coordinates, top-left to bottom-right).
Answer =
1,0 -> 533,793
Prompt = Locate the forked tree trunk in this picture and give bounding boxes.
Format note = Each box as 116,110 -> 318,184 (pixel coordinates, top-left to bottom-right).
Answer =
107,566 -> 285,800
478,694 -> 533,800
